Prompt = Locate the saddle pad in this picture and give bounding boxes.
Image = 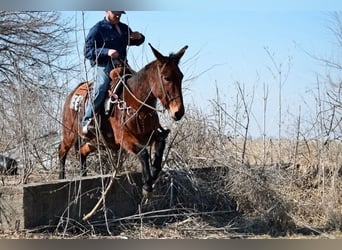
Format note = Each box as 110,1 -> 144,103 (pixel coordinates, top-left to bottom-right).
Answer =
69,82 -> 94,111
70,94 -> 83,111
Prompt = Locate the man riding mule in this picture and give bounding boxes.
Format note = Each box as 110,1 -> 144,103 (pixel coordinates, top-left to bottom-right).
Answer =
82,10 -> 145,135
59,42 -> 188,195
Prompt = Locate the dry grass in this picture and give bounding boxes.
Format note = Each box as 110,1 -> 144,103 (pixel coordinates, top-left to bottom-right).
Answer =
142,107 -> 342,238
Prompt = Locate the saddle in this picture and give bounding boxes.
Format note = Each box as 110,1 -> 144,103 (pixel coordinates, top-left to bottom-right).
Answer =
69,67 -> 132,114
109,66 -> 134,96
104,66 -> 134,115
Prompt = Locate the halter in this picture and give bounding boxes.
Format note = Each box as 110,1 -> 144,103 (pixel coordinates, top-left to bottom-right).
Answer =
157,63 -> 169,105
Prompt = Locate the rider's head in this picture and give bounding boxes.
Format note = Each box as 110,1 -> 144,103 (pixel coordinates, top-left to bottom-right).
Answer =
105,11 -> 126,24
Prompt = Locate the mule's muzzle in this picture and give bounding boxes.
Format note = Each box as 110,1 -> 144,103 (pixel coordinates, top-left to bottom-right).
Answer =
173,110 -> 184,121
169,103 -> 184,121
168,98 -> 184,121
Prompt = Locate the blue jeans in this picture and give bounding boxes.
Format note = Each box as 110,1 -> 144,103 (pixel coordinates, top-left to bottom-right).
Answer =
82,62 -> 114,126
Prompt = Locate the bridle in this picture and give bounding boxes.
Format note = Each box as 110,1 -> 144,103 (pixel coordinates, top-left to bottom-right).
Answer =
156,62 -> 182,108
111,60 -> 182,115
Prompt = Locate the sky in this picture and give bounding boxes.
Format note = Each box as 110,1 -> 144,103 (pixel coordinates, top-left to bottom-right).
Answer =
56,1 -> 342,138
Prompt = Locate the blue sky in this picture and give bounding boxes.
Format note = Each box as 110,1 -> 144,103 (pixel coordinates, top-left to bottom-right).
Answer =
65,8 -> 341,138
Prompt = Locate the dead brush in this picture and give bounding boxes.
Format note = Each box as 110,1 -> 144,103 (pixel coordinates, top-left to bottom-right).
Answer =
228,164 -> 296,236
139,162 -> 237,225
155,107 -> 297,236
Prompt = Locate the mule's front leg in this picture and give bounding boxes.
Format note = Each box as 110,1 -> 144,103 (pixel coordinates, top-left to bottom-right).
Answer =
80,154 -> 88,177
151,131 -> 167,182
138,148 -> 153,193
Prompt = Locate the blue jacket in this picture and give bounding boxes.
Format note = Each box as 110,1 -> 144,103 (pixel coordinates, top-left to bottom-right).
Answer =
84,18 -> 145,66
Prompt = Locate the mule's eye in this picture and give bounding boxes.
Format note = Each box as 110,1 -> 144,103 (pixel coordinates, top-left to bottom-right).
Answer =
164,76 -> 171,82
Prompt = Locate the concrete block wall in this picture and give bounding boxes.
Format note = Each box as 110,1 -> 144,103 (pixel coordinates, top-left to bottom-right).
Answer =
0,172 -> 144,231
0,185 -> 24,231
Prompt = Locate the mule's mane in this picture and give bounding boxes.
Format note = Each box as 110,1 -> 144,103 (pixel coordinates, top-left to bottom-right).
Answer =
133,59 -> 158,81
138,53 -> 179,74
122,53 -> 181,91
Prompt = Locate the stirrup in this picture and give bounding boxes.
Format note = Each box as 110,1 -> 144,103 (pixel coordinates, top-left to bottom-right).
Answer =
82,125 -> 89,135
82,119 -> 94,135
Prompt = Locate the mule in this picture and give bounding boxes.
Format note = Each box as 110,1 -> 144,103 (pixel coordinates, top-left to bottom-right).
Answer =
58,43 -> 188,194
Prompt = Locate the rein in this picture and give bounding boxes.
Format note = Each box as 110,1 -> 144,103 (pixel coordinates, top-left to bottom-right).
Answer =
109,72 -> 164,115
113,61 -> 175,113
121,79 -> 162,112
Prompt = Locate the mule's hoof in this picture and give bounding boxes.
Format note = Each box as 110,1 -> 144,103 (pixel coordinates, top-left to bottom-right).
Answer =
80,135 -> 92,144
142,189 -> 153,199
151,175 -> 160,186
142,184 -> 153,198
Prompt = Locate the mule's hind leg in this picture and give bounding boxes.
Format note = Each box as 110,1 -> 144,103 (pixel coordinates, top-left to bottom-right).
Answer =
59,135 -> 76,179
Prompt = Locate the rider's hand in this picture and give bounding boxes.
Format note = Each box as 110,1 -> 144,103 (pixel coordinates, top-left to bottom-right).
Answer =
108,49 -> 119,58
130,31 -> 142,40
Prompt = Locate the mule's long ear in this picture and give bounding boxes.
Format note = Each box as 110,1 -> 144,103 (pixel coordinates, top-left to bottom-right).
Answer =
175,45 -> 188,60
172,45 -> 188,64
149,43 -> 167,62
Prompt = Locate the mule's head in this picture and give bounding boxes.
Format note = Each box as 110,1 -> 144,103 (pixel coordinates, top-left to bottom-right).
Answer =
149,43 -> 188,121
